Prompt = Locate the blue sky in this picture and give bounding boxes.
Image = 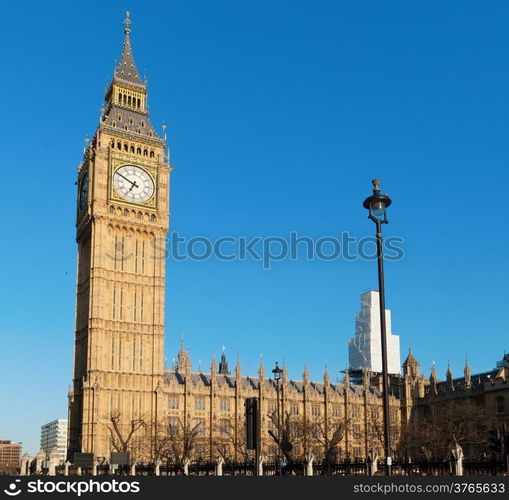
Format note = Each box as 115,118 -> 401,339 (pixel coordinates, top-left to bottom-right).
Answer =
0,0 -> 508,454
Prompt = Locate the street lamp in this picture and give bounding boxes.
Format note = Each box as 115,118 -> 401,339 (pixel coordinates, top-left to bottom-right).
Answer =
272,361 -> 283,475
363,179 -> 393,476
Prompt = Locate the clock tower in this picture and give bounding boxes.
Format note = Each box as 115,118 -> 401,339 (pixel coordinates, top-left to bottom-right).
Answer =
69,13 -> 170,459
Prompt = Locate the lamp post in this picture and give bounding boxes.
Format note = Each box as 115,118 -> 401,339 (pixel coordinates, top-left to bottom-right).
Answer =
272,361 -> 283,475
363,179 -> 393,476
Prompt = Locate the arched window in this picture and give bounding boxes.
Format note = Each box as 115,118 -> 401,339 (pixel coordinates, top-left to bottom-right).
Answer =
151,214 -> 156,222
143,149 -> 148,156
496,396 -> 505,414
123,143 -> 128,151
123,209 -> 129,217
137,147 -> 142,155
109,206 -> 115,214
118,92 -> 122,103
118,114 -> 122,121
150,151 -> 155,158
112,122 -> 116,128
128,96 -> 132,106
117,142 -> 121,150
123,94 -> 126,105
137,98 -> 141,108
137,212 -> 142,220
140,121 -> 145,128
130,145 -> 135,153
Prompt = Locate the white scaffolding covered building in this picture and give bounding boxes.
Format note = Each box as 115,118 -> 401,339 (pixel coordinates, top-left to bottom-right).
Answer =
348,290 -> 401,374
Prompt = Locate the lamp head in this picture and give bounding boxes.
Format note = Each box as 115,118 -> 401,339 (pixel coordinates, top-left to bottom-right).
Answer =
272,361 -> 283,380
363,179 -> 392,223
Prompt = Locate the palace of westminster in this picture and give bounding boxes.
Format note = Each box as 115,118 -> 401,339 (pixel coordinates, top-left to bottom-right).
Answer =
68,14 -> 509,464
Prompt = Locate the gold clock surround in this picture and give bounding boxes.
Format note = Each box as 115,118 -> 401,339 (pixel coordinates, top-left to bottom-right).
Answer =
109,152 -> 158,209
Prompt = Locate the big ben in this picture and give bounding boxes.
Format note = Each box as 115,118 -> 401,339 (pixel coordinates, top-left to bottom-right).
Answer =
69,13 -> 170,459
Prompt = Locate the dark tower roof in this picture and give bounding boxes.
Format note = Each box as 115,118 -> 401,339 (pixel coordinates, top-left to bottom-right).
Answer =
114,12 -> 144,88
218,352 -> 230,375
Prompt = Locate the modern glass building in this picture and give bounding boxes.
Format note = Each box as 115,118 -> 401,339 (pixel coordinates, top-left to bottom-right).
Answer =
40,419 -> 68,462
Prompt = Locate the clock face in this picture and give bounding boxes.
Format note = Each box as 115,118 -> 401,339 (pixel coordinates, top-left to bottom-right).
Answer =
78,172 -> 88,212
113,165 -> 155,204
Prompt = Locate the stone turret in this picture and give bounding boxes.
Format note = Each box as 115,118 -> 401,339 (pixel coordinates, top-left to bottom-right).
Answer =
403,348 -> 419,379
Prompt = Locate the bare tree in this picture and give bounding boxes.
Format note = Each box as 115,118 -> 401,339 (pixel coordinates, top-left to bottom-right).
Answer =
213,417 -> 249,462
106,411 -> 145,459
164,417 -> 203,464
399,399 -> 497,461
267,410 -> 301,463
266,411 -> 350,463
133,417 -> 177,464
313,417 -> 350,463
364,406 -> 399,459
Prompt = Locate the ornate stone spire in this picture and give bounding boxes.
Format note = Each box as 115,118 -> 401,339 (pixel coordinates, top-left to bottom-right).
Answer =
324,365 -> 330,386
464,357 -> 471,389
362,368 -> 370,389
429,362 -> 438,395
258,357 -> 265,381
211,353 -> 217,374
235,356 -> 241,380
114,12 -> 144,87
446,362 -> 454,390
302,363 -> 309,386
176,335 -> 191,374
430,362 -> 437,382
344,368 -> 350,387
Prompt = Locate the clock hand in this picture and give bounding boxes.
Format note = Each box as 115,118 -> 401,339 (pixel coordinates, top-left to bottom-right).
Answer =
116,171 -> 137,188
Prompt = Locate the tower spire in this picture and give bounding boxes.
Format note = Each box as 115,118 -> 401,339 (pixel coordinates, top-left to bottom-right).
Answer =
100,13 -> 164,143
114,11 -> 143,86
124,11 -> 132,35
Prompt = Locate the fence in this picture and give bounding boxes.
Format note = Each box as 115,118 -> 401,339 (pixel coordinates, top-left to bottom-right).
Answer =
46,459 -> 509,477
380,461 -> 452,476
